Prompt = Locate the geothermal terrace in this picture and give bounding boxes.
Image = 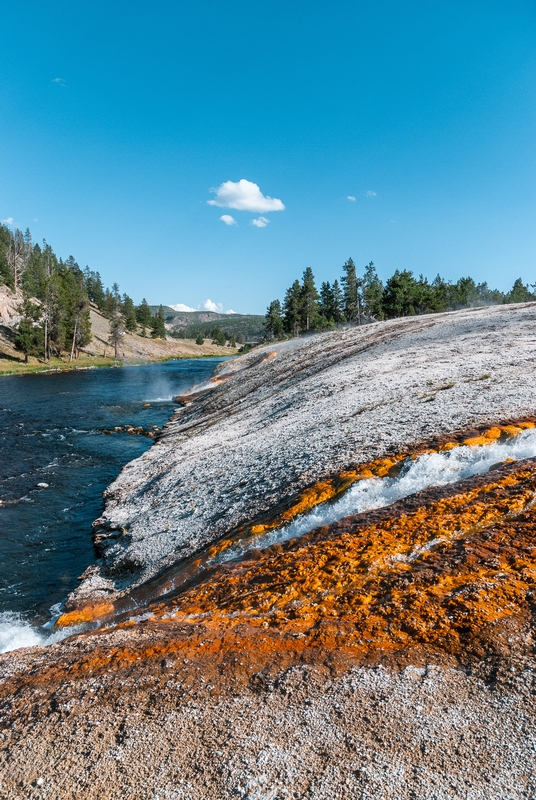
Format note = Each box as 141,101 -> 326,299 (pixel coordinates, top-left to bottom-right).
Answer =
1,303 -> 536,799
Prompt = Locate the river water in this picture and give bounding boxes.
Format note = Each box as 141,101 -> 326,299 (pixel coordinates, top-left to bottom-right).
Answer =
0,359 -> 223,648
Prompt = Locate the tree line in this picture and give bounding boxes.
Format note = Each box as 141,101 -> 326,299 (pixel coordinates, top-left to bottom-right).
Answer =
265,258 -> 535,338
0,223 -> 168,361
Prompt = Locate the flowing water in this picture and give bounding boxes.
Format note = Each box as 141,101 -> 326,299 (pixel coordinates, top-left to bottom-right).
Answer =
0,359 -> 224,651
218,429 -> 536,563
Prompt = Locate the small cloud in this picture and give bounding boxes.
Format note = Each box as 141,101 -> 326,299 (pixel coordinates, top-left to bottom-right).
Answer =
220,214 -> 237,226
199,299 -> 237,314
169,303 -> 196,312
366,190 -> 377,197
208,179 -> 285,213
201,299 -> 224,313
33,218 -> 39,222
251,216 -> 270,228
1,217 -> 14,226
52,78 -> 66,87
347,196 -> 356,202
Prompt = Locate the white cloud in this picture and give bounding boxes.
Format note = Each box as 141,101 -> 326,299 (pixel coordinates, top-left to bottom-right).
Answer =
199,299 -> 237,314
169,303 -> 196,312
208,179 -> 285,213
347,195 -> 356,202
366,190 -> 377,197
201,299 -> 224,313
52,77 -> 66,86
1,217 -> 14,226
251,216 -> 270,228
220,214 -> 237,226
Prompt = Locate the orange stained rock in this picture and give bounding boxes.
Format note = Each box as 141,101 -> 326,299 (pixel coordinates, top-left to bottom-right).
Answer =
145,461 -> 536,660
55,417 -> 536,633
56,601 -> 115,628
244,418 -> 536,540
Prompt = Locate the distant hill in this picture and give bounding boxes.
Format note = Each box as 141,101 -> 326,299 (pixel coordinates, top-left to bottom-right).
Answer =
151,308 -> 266,343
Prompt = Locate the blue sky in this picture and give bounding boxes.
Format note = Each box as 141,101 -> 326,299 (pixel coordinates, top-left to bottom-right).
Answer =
1,1 -> 535,313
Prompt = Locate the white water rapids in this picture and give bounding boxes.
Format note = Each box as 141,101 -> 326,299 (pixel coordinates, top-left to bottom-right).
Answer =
217,428 -> 536,563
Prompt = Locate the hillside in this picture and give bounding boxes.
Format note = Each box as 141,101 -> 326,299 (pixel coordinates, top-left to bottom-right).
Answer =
0,286 -> 237,372
84,306 -> 238,360
159,309 -> 266,342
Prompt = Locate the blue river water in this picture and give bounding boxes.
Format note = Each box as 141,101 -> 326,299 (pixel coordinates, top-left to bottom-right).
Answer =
0,359 -> 223,637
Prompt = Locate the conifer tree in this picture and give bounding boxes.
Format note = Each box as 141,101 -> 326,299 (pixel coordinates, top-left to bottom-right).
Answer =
361,262 -> 384,319
341,257 -> 362,324
121,294 -> 138,332
151,305 -> 167,339
14,296 -> 43,362
136,298 -> 153,329
300,267 -> 320,331
283,280 -> 302,336
319,282 -> 335,322
331,279 -> 346,324
264,299 -> 284,338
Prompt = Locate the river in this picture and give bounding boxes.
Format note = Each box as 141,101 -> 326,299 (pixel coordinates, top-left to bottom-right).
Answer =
0,359 -> 224,650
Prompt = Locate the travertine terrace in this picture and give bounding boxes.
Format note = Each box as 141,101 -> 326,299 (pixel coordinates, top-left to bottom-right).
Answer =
1,303 -> 536,799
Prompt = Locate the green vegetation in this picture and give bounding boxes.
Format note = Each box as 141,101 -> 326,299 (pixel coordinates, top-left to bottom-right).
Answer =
168,314 -> 265,344
265,258 -> 536,338
0,223 -> 176,363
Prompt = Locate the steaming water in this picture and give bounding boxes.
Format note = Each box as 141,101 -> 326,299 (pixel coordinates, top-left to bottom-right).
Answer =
0,358 -> 226,653
219,429 -> 536,562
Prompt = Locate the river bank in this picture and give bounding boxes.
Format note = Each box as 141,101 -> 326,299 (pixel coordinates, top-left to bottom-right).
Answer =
0,298 -> 238,376
1,302 -> 536,798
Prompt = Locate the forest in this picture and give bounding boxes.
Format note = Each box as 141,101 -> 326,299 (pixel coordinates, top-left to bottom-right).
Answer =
2,223 -> 534,360
264,258 -> 536,338
0,223 -> 167,361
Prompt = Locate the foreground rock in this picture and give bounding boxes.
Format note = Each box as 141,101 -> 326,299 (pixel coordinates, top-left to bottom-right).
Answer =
1,302 -> 536,799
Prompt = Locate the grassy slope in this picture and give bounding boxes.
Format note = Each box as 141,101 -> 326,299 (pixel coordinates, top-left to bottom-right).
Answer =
0,306 -> 238,376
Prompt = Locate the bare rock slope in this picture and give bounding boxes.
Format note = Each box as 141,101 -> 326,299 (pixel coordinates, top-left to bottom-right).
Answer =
84,302 -> 536,599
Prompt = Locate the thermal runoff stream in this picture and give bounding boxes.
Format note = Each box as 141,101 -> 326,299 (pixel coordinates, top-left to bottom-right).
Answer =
218,428 -> 536,563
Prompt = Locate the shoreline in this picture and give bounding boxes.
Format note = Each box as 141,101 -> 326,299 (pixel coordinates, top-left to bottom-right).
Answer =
0,351 -> 236,378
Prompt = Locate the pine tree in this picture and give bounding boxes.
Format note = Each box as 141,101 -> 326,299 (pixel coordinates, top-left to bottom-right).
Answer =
341,257 -> 362,324
264,299 -> 284,338
300,267 -> 319,331
108,285 -> 125,357
136,298 -> 153,328
506,278 -> 535,304
14,296 -> 43,362
195,332 -> 204,345
121,294 -> 138,332
319,282 -> 335,322
151,305 -> 167,339
331,279 -> 346,324
283,280 -> 302,336
361,262 -> 384,319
